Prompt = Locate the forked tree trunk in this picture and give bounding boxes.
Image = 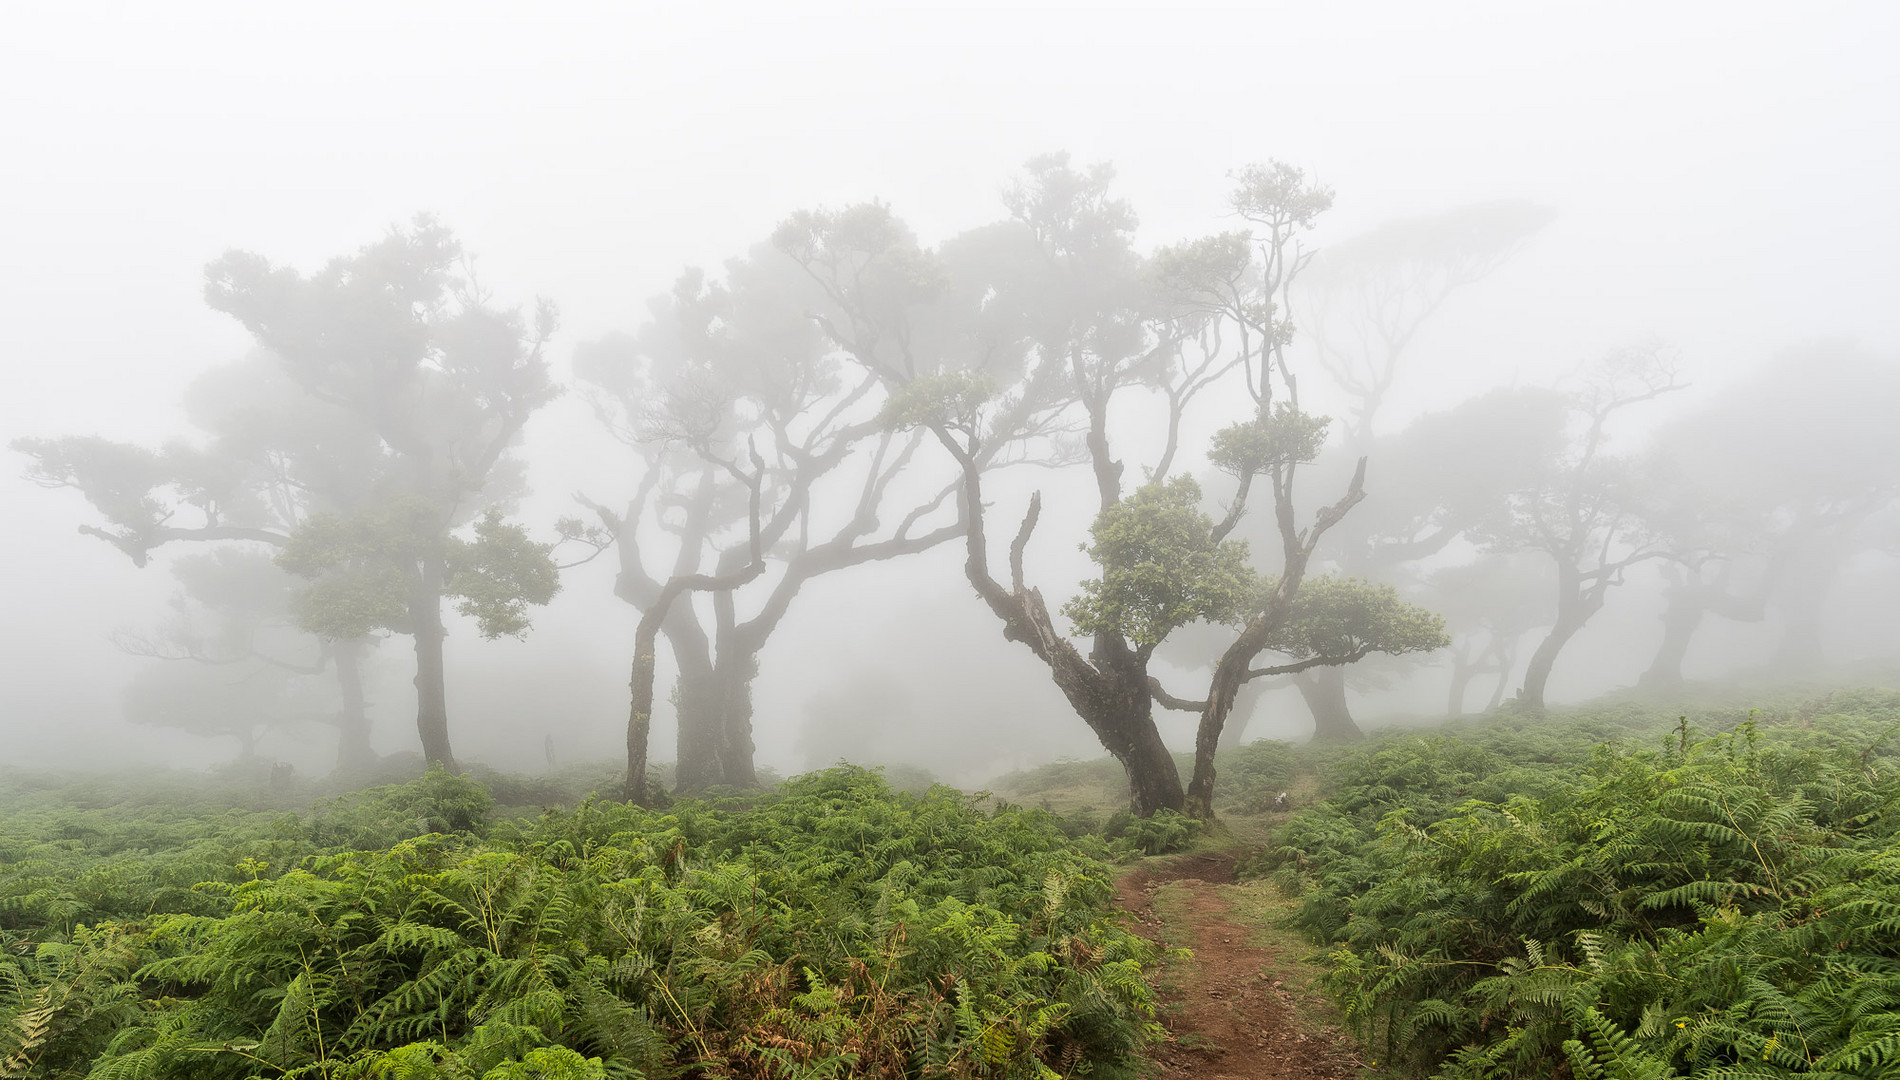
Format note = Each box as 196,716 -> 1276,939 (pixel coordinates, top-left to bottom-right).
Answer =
937,423 -> 1200,817
1183,459 -> 1367,821
332,638 -> 377,776
627,502 -> 768,804
942,469 -> 1189,816
410,550 -> 456,771
629,591 -> 716,804
1297,666 -> 1363,743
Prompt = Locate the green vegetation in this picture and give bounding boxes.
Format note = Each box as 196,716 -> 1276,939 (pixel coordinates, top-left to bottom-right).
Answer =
9,690 -> 1900,1079
1256,692 -> 1900,1078
0,767 -> 1161,1079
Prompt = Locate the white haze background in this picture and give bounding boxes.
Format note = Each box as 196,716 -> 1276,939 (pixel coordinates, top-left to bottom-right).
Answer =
3,1 -> 1895,775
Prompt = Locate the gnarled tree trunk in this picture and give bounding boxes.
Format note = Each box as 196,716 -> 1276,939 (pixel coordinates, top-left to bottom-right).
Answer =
1073,663 -> 1183,816
716,657 -> 760,788
1517,559 -> 1611,713
674,657 -> 760,793
1114,717 -> 1184,817
945,460 -> 1188,816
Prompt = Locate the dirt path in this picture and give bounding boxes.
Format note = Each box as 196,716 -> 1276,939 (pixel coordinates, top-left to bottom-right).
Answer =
1117,851 -> 1367,1080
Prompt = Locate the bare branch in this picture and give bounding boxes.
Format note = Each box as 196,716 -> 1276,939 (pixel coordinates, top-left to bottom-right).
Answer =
1148,677 -> 1207,713
1246,648 -> 1373,680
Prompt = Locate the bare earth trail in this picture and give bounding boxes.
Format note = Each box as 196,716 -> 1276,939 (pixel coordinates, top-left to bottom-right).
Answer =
1117,850 -> 1369,1080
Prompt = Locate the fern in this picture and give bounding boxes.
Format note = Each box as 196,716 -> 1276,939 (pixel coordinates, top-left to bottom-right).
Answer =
1250,695 -> 1900,1078
1,766 -> 1164,1078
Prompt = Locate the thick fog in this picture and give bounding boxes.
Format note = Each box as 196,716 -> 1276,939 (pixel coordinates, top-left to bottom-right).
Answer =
4,2 -> 1897,786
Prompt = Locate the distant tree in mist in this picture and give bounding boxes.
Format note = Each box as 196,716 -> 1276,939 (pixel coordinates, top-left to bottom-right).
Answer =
202,218 -> 565,772
1477,345 -> 1684,710
116,548 -> 332,762
1272,386 -> 1571,737
1271,202 -> 1552,740
575,215 -> 963,801
1632,466 -> 1794,692
1300,200 -> 1555,449
1426,553 -> 1555,715
1635,343 -> 1900,686
16,218 -> 564,773
15,357 -> 384,772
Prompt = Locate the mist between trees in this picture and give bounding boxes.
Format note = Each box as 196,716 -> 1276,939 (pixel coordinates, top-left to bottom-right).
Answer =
15,154 -> 1900,818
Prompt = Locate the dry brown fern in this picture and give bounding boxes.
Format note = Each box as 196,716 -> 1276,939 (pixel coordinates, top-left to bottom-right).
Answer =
0,988 -> 56,1080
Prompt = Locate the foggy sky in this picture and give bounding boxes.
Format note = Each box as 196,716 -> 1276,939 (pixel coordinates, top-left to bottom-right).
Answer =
4,1 -> 1897,773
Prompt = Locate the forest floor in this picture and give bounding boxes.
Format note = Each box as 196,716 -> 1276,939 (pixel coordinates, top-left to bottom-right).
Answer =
1116,843 -> 1379,1080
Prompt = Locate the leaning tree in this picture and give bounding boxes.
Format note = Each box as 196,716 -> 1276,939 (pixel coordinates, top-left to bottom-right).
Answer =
855,155 -> 1437,817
